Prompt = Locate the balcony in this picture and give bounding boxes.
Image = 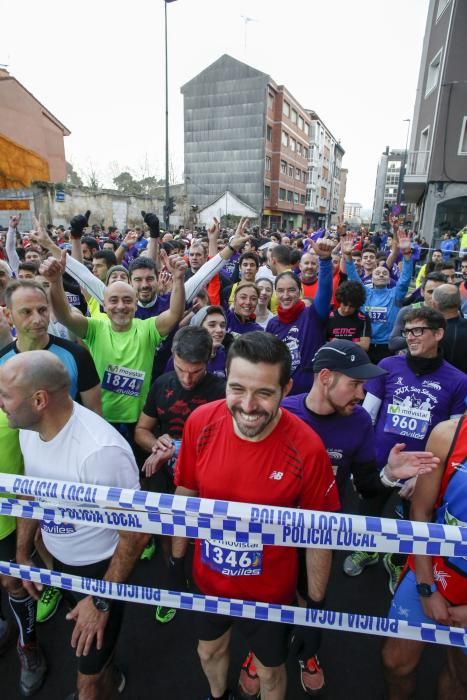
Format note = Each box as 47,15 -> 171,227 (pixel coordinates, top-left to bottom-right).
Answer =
404,150 -> 430,203
406,150 -> 430,177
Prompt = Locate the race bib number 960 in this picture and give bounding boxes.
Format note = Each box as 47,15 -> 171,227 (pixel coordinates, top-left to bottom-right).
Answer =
102,365 -> 145,397
384,403 -> 430,439
201,539 -> 263,577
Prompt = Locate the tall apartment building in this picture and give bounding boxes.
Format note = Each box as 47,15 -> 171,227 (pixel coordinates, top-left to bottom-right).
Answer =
182,55 -> 327,231
371,148 -> 408,227
305,111 -> 345,229
404,0 -> 467,242
344,202 -> 362,222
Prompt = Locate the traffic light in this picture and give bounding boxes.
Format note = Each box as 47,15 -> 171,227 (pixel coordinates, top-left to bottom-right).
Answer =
168,196 -> 175,215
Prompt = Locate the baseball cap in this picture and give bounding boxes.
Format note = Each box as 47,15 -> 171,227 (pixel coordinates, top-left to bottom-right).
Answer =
312,340 -> 387,379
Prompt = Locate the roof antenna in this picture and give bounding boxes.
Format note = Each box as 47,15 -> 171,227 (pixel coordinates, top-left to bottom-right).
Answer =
240,15 -> 258,58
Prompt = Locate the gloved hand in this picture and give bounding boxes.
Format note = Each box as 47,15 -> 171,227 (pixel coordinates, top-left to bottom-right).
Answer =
167,555 -> 188,592
69,210 -> 91,239
141,211 -> 160,239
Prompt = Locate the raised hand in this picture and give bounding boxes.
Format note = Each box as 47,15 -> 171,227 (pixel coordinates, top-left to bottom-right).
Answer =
398,229 -> 412,255
309,236 -> 335,259
162,250 -> 188,280
229,217 -> 250,251
30,215 -> 53,249
39,249 -> 67,283
123,230 -> 138,248
207,217 -> 220,237
9,213 -> 22,229
341,233 -> 355,257
141,211 -> 160,238
69,210 -> 91,240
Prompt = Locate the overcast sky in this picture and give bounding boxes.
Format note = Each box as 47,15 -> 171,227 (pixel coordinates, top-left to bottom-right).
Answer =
1,0 -> 429,209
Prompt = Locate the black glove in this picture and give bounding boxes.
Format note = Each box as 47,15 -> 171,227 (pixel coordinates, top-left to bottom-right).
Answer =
141,211 -> 160,239
167,555 -> 188,592
69,210 -> 91,239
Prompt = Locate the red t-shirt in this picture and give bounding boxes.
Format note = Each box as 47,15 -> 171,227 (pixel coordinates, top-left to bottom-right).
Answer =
175,400 -> 340,604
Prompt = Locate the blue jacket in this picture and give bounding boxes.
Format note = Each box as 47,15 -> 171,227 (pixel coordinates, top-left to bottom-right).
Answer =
346,257 -> 412,344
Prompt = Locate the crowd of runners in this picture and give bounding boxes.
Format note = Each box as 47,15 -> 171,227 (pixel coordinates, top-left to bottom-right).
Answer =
0,211 -> 466,700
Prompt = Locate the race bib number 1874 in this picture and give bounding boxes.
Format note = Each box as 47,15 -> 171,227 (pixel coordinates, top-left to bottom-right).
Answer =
102,365 -> 145,397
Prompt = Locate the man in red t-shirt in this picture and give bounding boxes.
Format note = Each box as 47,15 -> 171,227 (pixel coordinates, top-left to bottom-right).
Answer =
172,332 -> 339,700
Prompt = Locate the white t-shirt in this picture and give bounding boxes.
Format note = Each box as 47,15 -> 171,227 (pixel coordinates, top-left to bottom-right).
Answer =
19,402 -> 140,566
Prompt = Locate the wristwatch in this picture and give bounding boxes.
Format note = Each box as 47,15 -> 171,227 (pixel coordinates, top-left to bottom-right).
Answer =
92,595 -> 112,612
416,582 -> 437,598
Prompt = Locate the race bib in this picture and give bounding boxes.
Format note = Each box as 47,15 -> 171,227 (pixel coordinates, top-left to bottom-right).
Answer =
102,365 -> 145,397
367,306 -> 388,323
201,539 -> 263,577
286,339 -> 301,371
41,520 -> 75,535
384,403 -> 430,439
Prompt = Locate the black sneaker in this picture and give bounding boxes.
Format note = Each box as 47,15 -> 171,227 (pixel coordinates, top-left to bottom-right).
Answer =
17,641 -> 47,697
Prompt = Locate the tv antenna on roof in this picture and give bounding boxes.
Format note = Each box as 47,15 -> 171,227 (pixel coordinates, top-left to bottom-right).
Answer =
241,15 -> 258,57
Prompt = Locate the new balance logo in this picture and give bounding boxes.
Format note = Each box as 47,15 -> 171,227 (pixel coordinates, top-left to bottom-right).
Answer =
269,471 -> 284,481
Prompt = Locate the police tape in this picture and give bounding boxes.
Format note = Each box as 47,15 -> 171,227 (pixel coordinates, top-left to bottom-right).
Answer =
0,474 -> 466,556
0,559 -> 465,649
1,495 -> 467,559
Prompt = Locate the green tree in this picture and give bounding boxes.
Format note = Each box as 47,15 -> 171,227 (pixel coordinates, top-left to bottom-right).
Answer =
66,161 -> 83,187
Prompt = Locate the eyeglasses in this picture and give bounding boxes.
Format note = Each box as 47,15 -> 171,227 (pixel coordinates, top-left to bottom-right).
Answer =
401,326 -> 435,338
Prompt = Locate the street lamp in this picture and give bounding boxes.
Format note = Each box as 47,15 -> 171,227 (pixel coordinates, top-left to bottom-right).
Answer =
397,119 -> 411,213
164,0 -> 177,230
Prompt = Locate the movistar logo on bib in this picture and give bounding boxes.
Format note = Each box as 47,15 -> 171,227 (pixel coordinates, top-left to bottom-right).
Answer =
102,365 -> 145,397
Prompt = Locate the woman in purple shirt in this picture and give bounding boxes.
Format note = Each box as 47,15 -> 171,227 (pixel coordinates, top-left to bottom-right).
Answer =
266,238 -> 334,394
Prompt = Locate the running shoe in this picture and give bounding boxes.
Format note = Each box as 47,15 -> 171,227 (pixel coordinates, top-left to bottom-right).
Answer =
343,551 -> 379,577
36,586 -> 62,623
17,640 -> 47,697
299,655 -> 325,695
383,553 -> 404,595
140,537 -> 156,561
154,606 -> 176,624
238,651 -> 260,698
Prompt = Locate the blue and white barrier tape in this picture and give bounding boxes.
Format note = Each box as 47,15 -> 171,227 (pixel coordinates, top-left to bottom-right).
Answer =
1,496 -> 466,558
1,474 -> 466,554
0,560 -> 465,649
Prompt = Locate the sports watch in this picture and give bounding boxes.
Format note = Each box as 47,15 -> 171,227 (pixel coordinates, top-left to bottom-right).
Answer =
92,595 -> 112,613
416,582 -> 437,598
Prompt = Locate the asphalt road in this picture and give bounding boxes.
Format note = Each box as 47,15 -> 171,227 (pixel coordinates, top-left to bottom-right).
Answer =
1,490 -> 445,700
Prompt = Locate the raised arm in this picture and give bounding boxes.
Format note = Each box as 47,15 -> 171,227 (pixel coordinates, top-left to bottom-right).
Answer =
207,217 -> 220,258
6,214 -> 21,274
155,251 -> 187,337
394,231 -> 413,304
184,217 -> 250,304
309,237 -> 334,320
39,251 -> 89,339
141,211 -> 162,271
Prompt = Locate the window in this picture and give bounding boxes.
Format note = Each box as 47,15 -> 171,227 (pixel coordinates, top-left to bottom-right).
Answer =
304,122 -> 310,136
288,165 -> 294,177
458,116 -> 467,155
279,188 -> 286,200
436,0 -> 451,21
287,190 -> 293,202
264,185 -> 271,199
291,108 -> 297,124
295,168 -> 301,180
268,92 -> 274,110
425,49 -> 442,97
283,101 -> 290,117
280,159 -> 287,174
265,156 -> 271,171
296,143 -> 302,156
302,171 -> 307,183
282,130 -> 289,147
300,194 -> 306,204
303,147 -> 309,159
294,192 -> 299,204
267,125 -> 272,141
298,116 -> 304,131
290,138 -> 296,152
